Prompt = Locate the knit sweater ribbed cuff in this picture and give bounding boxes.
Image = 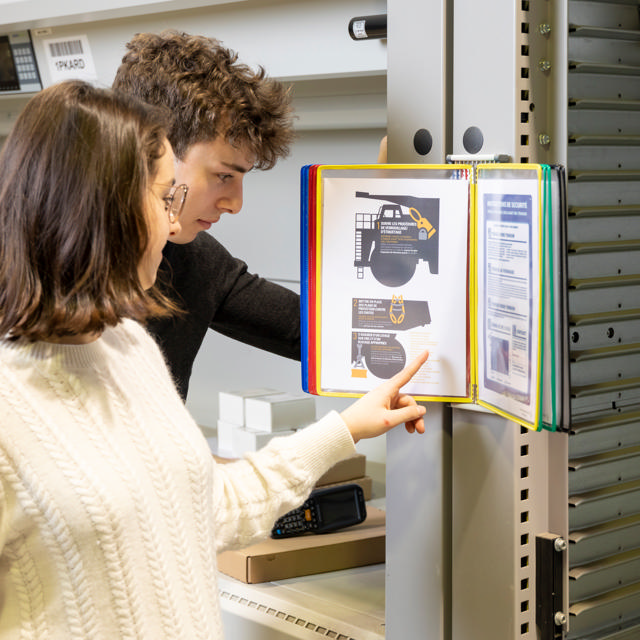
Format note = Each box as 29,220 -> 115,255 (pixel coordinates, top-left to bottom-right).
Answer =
285,410 -> 357,480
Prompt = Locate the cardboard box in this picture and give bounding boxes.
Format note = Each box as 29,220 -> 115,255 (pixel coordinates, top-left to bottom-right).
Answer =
213,454 -> 369,495
211,456 -> 372,498
244,392 -> 316,432
216,419 -> 237,455
231,425 -> 296,455
217,507 -> 385,584
315,453 -> 366,486
218,388 -> 278,425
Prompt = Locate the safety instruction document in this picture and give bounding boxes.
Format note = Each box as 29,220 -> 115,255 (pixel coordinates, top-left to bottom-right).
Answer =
300,163 -> 567,431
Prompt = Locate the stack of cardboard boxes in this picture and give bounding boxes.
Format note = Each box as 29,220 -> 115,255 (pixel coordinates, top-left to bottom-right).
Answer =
214,388 -> 385,583
217,387 -> 313,457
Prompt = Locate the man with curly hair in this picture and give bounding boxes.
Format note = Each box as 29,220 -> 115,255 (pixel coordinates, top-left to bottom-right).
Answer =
113,31 -> 300,400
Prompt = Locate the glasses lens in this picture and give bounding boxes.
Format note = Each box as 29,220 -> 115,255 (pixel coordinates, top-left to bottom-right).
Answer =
171,185 -> 188,220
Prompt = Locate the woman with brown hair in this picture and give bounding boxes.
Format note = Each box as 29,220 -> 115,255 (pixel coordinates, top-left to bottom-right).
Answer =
0,80 -> 428,639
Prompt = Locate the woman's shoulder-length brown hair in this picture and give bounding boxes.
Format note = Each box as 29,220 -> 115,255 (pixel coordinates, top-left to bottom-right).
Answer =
0,80 -> 174,341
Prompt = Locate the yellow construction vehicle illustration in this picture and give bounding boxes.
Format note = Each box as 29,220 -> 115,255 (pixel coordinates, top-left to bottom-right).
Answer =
353,191 -> 440,287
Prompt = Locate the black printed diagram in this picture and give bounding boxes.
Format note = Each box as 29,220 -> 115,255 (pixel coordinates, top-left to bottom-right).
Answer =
353,191 -> 440,287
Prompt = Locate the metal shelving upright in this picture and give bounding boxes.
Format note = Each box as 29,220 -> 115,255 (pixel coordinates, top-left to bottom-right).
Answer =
386,0 -> 640,638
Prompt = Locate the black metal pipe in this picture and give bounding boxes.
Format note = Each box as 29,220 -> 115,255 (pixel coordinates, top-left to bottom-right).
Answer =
348,14 -> 387,40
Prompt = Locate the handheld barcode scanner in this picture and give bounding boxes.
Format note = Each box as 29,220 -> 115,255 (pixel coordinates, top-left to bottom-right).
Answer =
271,484 -> 366,538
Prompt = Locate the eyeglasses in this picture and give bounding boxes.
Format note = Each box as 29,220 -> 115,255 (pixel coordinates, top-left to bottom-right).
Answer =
163,184 -> 189,222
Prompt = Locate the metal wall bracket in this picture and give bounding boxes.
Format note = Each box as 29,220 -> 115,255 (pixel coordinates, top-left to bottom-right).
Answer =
445,153 -> 511,164
536,532 -> 567,640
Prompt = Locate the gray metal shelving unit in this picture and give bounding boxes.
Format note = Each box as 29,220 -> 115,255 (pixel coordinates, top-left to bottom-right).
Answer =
386,0 -> 640,638
565,1 -> 640,637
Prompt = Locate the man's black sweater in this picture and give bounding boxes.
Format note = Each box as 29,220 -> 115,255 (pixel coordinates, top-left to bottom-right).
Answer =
147,232 -> 301,400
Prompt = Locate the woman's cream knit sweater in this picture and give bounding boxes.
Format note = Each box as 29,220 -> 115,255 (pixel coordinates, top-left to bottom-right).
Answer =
0,319 -> 355,639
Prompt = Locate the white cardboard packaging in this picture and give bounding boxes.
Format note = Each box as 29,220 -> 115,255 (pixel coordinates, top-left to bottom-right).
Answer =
218,387 -> 277,425
216,419 -> 239,456
244,392 -> 316,432
231,425 -> 296,455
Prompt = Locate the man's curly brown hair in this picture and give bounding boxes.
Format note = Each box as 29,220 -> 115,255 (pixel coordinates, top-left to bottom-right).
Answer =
113,31 -> 295,169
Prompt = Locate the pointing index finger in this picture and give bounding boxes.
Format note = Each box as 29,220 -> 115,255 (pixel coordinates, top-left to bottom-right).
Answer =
390,350 -> 430,390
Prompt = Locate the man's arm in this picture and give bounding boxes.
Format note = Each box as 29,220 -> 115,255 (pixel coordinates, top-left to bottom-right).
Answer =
210,268 -> 300,359
148,232 -> 300,400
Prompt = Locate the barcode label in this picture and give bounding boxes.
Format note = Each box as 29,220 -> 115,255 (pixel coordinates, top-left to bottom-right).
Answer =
352,20 -> 368,39
44,35 -> 97,82
48,40 -> 84,58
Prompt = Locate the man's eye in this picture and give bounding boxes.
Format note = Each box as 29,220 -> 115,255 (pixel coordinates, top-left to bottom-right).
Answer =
218,174 -> 233,183
162,196 -> 173,209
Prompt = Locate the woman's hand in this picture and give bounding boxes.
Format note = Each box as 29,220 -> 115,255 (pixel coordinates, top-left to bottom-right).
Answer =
340,350 -> 429,443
